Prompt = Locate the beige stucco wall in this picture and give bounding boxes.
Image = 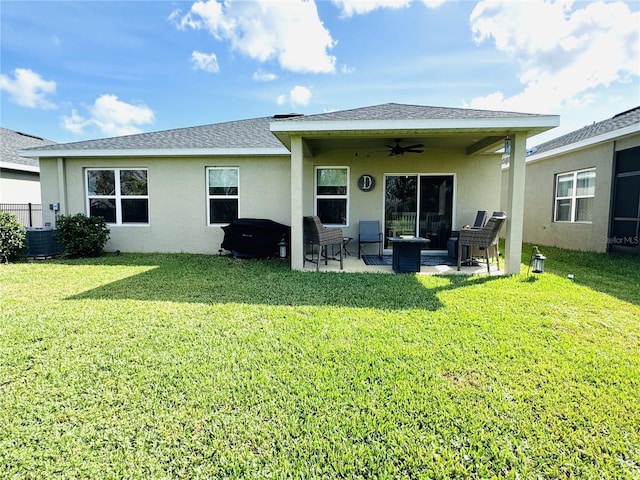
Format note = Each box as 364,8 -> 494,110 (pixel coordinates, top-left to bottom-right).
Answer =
39,146 -> 502,255
0,170 -> 41,203
39,159 -> 62,226
303,146 -> 502,242
501,133 -> 640,252
40,155 -> 291,254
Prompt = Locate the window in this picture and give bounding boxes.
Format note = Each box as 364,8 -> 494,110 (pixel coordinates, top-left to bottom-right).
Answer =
86,168 -> 149,224
554,168 -> 595,223
207,167 -> 239,224
315,167 -> 349,226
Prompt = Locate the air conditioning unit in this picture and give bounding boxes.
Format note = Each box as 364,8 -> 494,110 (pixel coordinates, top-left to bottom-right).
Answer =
24,227 -> 64,259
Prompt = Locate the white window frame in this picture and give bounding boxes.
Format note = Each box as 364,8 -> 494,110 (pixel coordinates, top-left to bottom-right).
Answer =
314,166 -> 350,227
207,167 -> 240,225
554,168 -> 596,223
86,168 -> 149,225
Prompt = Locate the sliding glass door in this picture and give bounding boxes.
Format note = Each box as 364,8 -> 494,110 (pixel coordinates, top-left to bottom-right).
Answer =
384,175 -> 453,249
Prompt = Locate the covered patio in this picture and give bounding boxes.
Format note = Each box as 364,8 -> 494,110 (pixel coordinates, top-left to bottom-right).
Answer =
271,104 -> 559,275
301,251 -> 503,275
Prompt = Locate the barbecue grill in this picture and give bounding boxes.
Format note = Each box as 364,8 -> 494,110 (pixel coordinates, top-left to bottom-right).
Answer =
221,218 -> 290,258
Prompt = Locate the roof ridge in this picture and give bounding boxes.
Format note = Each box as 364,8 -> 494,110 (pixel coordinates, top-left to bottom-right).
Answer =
530,106 -> 640,155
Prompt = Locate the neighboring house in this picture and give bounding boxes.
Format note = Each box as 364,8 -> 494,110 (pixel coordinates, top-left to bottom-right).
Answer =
501,106 -> 640,256
0,128 -> 56,203
1,128 -> 57,227
22,103 -> 559,273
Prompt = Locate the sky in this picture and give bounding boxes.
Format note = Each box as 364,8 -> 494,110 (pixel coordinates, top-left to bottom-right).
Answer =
1,0 -> 639,147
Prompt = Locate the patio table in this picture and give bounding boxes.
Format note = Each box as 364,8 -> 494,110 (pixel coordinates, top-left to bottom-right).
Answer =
387,236 -> 431,273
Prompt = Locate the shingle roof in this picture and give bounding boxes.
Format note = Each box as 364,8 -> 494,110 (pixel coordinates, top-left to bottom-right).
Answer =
26,116 -> 284,153
1,128 -> 56,167
529,106 -> 640,155
24,103 -> 558,157
272,102 -> 546,123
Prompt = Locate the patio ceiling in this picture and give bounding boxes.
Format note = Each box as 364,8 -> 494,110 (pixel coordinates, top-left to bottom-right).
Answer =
298,133 -> 510,157
270,115 -> 560,157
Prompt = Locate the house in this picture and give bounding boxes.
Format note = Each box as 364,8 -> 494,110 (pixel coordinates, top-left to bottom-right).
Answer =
22,103 -> 559,273
501,106 -> 640,256
1,128 -> 56,226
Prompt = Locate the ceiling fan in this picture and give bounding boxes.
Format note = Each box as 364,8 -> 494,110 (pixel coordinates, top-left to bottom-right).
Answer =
386,139 -> 424,156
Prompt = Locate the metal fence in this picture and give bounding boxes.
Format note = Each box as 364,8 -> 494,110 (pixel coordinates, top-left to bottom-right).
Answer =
0,203 -> 43,228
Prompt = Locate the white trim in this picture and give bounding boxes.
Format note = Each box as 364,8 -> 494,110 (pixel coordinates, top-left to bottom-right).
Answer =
314,166 -> 350,227
19,147 -> 290,159
270,116 -> 560,135
0,161 -> 39,173
382,172 -> 456,249
206,166 -> 240,226
525,123 -> 640,164
554,167 -> 596,223
86,168 -> 150,226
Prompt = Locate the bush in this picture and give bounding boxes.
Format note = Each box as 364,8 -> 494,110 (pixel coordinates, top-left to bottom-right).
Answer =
0,211 -> 26,263
55,214 -> 110,258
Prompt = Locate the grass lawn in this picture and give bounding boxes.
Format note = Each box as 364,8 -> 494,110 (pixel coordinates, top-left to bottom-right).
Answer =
1,246 -> 639,478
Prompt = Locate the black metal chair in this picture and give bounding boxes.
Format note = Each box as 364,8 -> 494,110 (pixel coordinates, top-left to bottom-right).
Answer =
358,220 -> 383,259
303,216 -> 343,271
457,212 -> 507,274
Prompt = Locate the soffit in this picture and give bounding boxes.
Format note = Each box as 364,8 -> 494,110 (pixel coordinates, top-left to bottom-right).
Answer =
271,116 -> 559,156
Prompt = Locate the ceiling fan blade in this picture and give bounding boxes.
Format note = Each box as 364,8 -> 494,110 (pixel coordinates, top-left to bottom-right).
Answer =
403,144 -> 424,150
404,149 -> 424,154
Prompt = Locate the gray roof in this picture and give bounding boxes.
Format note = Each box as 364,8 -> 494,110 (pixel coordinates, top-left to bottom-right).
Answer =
1,128 -> 56,167
25,116 -> 284,154
272,102 -> 546,123
529,106 -> 640,155
23,103 -> 558,157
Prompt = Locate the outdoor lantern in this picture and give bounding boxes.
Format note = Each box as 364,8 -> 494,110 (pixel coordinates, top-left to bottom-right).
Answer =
504,136 -> 511,154
528,246 -> 546,274
278,237 -> 288,259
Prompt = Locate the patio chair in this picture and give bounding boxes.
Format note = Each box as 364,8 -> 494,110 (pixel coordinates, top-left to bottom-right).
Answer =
389,212 -> 417,237
447,210 -> 487,259
471,210 -> 488,229
457,211 -> 507,274
303,216 -> 343,271
358,220 -> 383,259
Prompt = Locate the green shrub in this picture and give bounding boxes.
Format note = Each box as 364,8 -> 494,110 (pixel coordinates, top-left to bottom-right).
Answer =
0,211 -> 26,263
55,214 -> 110,258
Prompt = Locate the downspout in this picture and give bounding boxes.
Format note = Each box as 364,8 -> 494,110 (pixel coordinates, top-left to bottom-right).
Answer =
55,157 -> 68,224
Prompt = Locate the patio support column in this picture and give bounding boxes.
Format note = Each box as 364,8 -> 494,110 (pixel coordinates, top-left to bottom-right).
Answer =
504,132 -> 527,274
290,135 -> 304,270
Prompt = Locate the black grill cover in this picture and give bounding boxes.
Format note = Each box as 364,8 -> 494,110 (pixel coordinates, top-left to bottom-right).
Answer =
221,218 -> 290,258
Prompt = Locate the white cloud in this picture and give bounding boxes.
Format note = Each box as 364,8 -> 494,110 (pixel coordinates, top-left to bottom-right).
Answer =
340,64 -> 356,74
62,109 -> 91,134
467,0 -> 640,113
62,94 -> 155,137
191,51 -> 220,73
333,0 -> 411,17
290,85 -> 312,106
253,69 -> 277,82
332,0 -> 444,17
0,68 -> 56,109
277,85 -> 312,107
175,0 -> 336,73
